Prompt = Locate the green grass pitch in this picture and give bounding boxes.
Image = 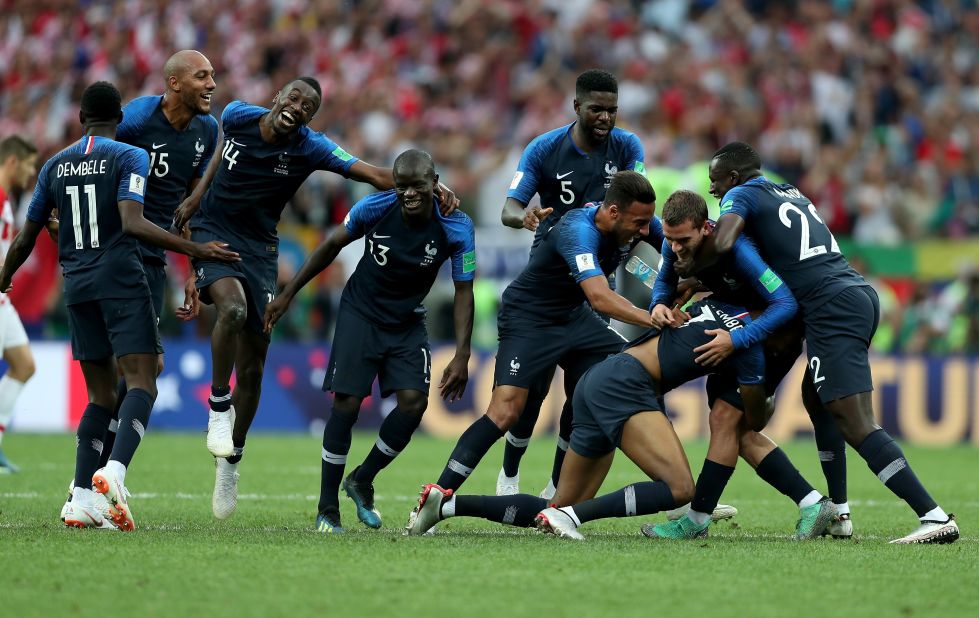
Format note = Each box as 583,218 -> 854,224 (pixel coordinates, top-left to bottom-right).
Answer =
1,433 -> 976,617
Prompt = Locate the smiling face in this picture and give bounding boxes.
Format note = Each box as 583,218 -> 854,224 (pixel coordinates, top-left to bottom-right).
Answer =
168,51 -> 216,114
574,91 -> 618,146
708,157 -> 739,201
609,199 -> 653,245
269,81 -> 321,136
394,163 -> 438,220
663,217 -> 711,266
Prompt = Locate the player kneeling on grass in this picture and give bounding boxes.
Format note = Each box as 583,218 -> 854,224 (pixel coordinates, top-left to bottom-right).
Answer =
264,150 -> 475,533
0,81 -> 238,530
406,298 -> 771,540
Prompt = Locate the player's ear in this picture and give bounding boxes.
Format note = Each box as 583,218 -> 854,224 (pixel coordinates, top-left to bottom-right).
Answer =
432,172 -> 439,189
573,97 -> 580,115
118,110 -> 124,124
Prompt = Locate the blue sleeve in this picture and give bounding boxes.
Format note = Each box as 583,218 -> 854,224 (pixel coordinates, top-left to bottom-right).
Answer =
718,184 -> 756,222
221,101 -> 265,132
506,132 -> 551,205
733,343 -> 766,385
116,97 -> 155,142
25,159 -> 54,223
442,211 -> 477,282
117,147 -> 150,204
342,190 -> 397,240
196,115 -> 219,178
556,215 -> 604,283
727,237 -> 798,350
651,239 -> 678,309
305,130 -> 359,175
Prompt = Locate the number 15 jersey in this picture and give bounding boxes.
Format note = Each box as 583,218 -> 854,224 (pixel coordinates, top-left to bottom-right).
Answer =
718,176 -> 866,314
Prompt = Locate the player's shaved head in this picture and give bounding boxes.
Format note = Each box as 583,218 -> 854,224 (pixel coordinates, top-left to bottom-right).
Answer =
164,50 -> 210,80
393,149 -> 436,178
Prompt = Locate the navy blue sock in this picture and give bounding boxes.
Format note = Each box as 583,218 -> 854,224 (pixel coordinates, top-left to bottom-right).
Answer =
454,493 -> 547,527
109,388 -> 154,467
502,394 -> 541,477
318,408 -> 358,513
98,379 -> 126,468
436,415 -> 504,491
74,404 -> 112,489
810,407 -> 848,504
355,407 -> 423,484
857,429 -> 936,517
754,447 -> 815,504
690,459 -> 735,515
209,384 -> 232,412
573,481 -> 676,524
549,400 -> 573,485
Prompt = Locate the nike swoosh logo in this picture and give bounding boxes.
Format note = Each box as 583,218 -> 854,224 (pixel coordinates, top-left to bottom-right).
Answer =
556,171 -> 573,179
152,143 -> 166,149
372,234 -> 391,239
229,139 -> 246,147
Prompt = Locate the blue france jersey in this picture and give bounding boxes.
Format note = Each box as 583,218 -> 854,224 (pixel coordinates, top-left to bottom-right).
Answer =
340,191 -> 476,328
117,95 -> 218,263
719,177 -> 866,313
194,101 -> 359,254
627,298 -> 766,391
26,136 -> 150,304
652,231 -> 797,350
501,205 -> 663,321
507,124 -> 644,248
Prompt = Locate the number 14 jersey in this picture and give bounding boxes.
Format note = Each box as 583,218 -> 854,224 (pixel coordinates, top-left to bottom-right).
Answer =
719,176 -> 866,314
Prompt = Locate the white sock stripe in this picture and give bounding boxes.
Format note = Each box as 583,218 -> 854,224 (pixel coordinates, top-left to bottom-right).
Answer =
818,450 -> 836,462
321,448 -> 347,465
447,459 -> 473,477
877,458 -> 907,484
375,437 -> 400,457
91,438 -> 103,454
108,419 -> 119,432
502,505 -> 519,525
505,432 -> 531,448
556,437 -> 570,451
624,485 -> 637,516
209,392 -> 233,403
132,419 -> 146,439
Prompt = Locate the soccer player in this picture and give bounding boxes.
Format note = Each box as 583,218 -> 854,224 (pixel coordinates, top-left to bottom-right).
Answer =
643,190 -> 836,540
264,150 -> 475,533
497,69 -> 645,499
173,76 -> 457,520
703,141 -> 958,544
0,81 -> 238,530
420,171 -> 660,502
93,49 -> 218,468
406,297 -> 770,540
0,136 -> 39,473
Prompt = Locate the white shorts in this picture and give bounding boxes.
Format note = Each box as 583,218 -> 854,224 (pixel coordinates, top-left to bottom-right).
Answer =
0,301 -> 29,352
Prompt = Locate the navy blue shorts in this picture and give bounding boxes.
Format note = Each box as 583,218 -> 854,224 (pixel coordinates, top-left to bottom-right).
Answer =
67,297 -> 163,361
494,305 -> 626,390
324,309 -> 430,398
804,285 -> 880,403
143,260 -> 167,320
569,353 -> 663,458
193,254 -> 277,339
706,337 -> 802,411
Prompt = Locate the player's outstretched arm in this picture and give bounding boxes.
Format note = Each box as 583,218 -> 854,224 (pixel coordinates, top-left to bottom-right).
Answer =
263,225 -> 353,333
580,276 -> 654,328
120,199 -> 240,262
173,140 -> 222,231
501,197 -> 552,232
439,279 -> 474,402
0,220 -> 45,292
739,383 -> 771,432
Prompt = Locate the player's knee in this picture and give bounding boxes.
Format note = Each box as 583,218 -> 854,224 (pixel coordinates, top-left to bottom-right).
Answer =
332,393 -> 363,416
9,358 -> 35,382
486,404 -> 520,431
237,362 -> 265,392
217,301 -> 248,328
708,403 -> 741,435
398,393 -> 428,417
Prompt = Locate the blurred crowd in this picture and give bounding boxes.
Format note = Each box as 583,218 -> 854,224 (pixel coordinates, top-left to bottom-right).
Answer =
2,0 -> 979,348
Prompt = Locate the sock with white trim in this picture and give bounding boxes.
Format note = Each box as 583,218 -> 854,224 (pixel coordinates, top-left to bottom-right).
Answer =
108,388 -> 154,468
571,481 -> 676,524
436,414 -> 504,491
318,407 -> 358,513
856,429 -> 936,517
355,407 -> 423,484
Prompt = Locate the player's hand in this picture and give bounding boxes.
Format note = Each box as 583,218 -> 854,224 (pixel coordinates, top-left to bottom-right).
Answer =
173,196 -> 201,231
670,306 -> 691,326
674,278 -> 703,306
523,207 -> 553,231
439,353 -> 469,402
435,183 -> 460,216
263,293 -> 293,334
46,209 -> 60,241
193,240 -> 240,263
0,270 -> 12,294
175,277 -> 201,321
694,328 -> 735,367
650,304 -> 674,328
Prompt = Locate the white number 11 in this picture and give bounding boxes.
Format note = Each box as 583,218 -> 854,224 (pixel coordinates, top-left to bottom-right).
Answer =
65,184 -> 99,249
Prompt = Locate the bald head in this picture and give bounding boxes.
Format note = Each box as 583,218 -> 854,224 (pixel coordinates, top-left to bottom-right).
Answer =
164,50 -> 209,82
163,50 -> 215,115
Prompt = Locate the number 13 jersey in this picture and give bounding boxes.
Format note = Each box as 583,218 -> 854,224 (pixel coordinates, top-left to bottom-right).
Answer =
718,176 -> 866,314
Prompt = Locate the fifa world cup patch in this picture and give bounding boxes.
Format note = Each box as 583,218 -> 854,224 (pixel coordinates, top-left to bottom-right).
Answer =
759,268 -> 783,293
575,253 -> 596,272
129,173 -> 146,196
509,171 -> 524,190
720,199 -> 734,213
332,146 -> 354,162
463,250 -> 476,273
633,161 -> 646,175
